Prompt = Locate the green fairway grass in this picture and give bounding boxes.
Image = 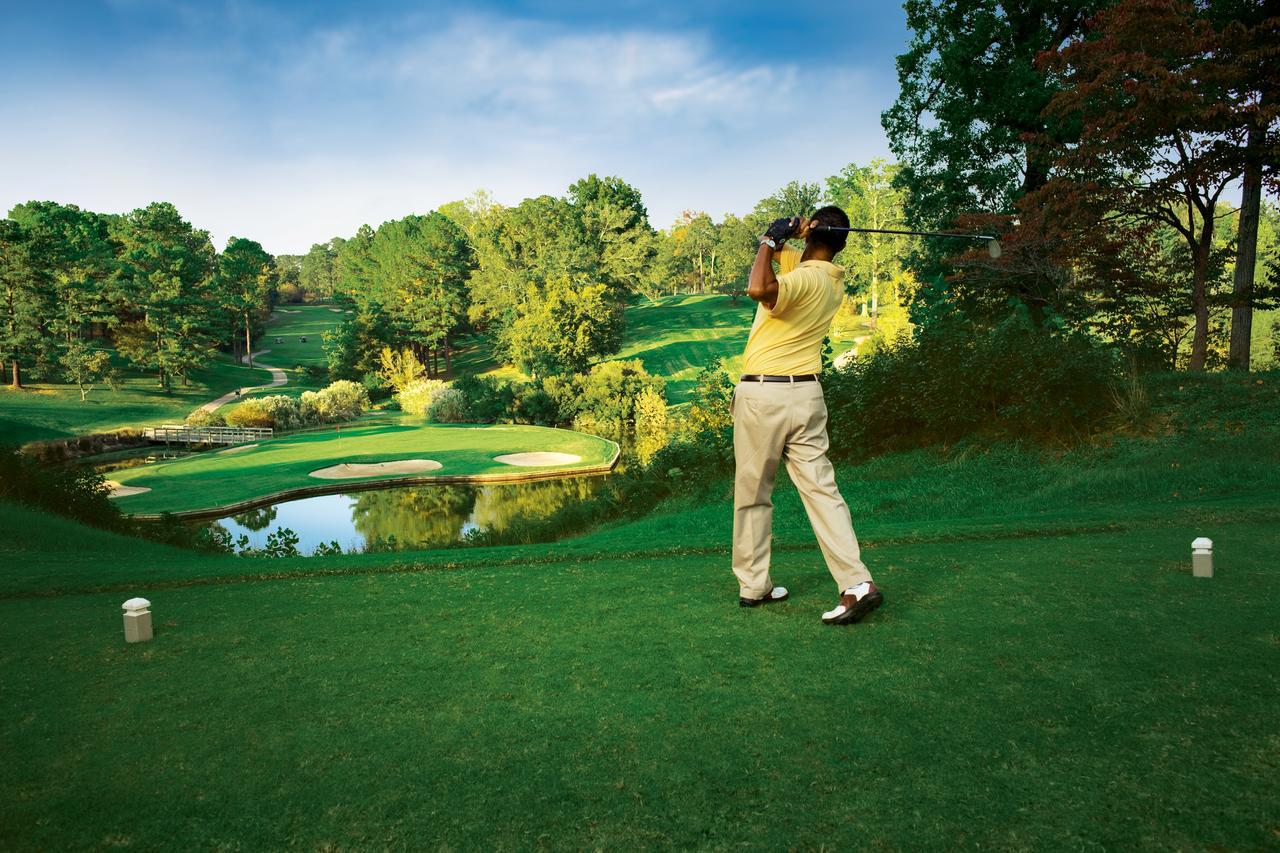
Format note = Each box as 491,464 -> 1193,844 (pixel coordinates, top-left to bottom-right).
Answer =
107,421 -> 618,515
612,294 -> 868,402
0,356 -> 276,445
258,304 -> 344,370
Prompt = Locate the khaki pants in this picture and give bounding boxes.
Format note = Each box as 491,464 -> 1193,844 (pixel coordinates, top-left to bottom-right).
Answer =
732,379 -> 872,598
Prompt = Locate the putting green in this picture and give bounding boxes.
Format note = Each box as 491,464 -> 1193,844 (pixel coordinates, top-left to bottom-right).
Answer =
108,422 -> 618,517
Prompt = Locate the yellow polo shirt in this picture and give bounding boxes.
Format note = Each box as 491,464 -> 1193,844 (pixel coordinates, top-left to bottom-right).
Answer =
741,252 -> 845,375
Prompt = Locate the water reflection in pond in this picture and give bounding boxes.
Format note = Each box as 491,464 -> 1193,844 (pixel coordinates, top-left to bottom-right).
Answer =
214,476 -> 604,554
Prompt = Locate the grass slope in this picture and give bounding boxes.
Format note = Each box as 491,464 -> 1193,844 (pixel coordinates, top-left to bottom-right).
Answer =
258,304 -> 344,371
0,356 -> 276,445
108,421 -> 617,515
1,373 -> 1277,849
0,508 -> 1276,848
610,295 -> 869,402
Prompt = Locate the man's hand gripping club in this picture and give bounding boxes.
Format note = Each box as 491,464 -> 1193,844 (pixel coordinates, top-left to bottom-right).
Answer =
748,216 -> 819,309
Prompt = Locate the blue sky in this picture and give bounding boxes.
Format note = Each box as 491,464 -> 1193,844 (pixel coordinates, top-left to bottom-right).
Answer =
0,1 -> 910,254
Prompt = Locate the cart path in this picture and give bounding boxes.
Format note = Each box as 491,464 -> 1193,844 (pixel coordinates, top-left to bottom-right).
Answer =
197,351 -> 287,414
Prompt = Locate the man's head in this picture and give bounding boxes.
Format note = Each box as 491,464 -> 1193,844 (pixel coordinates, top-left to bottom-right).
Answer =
807,206 -> 850,255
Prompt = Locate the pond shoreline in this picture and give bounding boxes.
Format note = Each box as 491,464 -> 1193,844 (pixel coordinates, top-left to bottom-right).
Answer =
129,443 -> 621,521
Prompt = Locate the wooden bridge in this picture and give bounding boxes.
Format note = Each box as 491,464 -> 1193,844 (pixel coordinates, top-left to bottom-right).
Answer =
143,425 -> 274,445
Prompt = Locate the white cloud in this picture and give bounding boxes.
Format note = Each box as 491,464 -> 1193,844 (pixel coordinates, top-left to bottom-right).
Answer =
0,11 -> 894,253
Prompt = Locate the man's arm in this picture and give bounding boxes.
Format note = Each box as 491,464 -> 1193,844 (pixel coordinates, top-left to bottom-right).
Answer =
747,242 -> 781,309
747,217 -> 816,309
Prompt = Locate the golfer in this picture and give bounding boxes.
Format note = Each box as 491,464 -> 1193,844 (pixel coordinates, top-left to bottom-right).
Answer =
733,206 -> 883,625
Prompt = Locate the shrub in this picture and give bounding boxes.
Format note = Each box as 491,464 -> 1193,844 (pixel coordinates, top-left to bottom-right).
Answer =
223,397 -> 275,428
311,380 -> 370,423
184,408 -> 226,427
824,311 -> 1119,458
396,379 -> 447,416
0,444 -> 121,531
225,395 -> 303,430
452,375 -> 518,423
427,387 -> 468,423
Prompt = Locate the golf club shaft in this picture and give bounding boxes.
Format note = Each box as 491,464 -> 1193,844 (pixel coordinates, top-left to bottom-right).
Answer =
815,225 -> 996,241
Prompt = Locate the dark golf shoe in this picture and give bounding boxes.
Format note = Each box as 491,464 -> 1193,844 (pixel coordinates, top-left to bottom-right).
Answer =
739,586 -> 789,608
821,582 -> 883,625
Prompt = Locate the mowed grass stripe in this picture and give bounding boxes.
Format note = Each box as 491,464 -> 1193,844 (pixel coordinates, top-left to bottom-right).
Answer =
1,523 -> 1275,849
108,423 -> 617,515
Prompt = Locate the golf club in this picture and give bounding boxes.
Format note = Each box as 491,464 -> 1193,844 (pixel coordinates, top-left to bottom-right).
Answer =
814,224 -> 1003,259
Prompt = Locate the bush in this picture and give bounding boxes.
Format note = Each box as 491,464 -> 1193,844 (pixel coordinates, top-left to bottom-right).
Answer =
311,380 -> 369,423
396,379 -> 447,416
0,444 -> 121,530
824,312 -> 1119,458
184,408 -> 226,427
452,375 -> 518,423
223,397 -> 275,428
427,387 -> 468,423
224,395 -> 303,430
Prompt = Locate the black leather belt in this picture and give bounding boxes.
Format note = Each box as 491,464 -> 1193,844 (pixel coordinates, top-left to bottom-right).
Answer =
740,374 -> 818,383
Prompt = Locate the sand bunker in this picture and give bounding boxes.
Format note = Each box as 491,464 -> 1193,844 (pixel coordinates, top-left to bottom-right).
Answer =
329,308 -> 344,313
309,459 -> 442,479
106,480 -> 151,498
218,443 -> 258,454
493,452 -> 582,467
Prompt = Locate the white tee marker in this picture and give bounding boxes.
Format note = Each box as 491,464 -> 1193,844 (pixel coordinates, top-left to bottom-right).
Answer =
122,598 -> 153,643
1191,538 -> 1214,578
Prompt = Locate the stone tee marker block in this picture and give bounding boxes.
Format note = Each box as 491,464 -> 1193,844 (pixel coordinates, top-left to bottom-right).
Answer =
1191,538 -> 1214,578
122,598 -> 153,643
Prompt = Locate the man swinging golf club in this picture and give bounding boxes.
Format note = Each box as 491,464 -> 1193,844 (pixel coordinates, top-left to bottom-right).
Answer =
733,206 -> 883,625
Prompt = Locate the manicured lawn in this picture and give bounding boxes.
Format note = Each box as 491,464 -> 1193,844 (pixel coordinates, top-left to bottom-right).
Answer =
614,294 -> 868,402
259,304 -> 344,370
0,495 -> 1276,848
108,421 -> 618,515
0,356 -> 276,445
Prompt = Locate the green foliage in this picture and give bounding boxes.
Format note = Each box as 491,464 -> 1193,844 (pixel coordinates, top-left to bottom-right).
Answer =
508,276 -> 623,376
426,387 -> 468,423
226,380 -> 368,429
308,379 -> 369,423
395,379 -> 447,417
678,360 -> 734,439
225,394 -> 301,429
378,346 -> 427,393
451,374 -> 517,424
0,444 -> 120,530
550,359 -> 665,438
184,408 -> 226,427
825,312 -> 1120,457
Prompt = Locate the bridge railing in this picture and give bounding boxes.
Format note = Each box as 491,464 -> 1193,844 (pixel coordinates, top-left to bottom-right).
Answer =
143,425 -> 274,445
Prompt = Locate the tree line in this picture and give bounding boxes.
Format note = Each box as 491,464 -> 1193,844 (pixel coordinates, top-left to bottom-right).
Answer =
0,201 -> 275,394
885,0 -> 1279,370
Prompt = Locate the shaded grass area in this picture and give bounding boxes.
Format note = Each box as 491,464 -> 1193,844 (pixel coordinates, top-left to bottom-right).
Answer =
0,356 -> 276,445
107,422 -> 617,515
451,294 -> 869,400
0,519 -> 1276,849
615,294 -> 868,402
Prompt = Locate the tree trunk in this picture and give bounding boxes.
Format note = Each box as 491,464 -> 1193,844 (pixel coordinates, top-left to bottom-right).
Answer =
444,336 -> 451,376
11,360 -> 21,388
1228,122 -> 1264,371
1187,249 -> 1211,371
244,311 -> 254,369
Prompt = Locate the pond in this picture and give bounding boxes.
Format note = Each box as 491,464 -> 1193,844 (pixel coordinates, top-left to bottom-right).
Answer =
210,476 -> 606,554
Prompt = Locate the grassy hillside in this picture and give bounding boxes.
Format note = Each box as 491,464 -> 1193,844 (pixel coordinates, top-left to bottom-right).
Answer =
451,294 -> 873,402
1,374 -> 1277,849
0,356 -> 275,445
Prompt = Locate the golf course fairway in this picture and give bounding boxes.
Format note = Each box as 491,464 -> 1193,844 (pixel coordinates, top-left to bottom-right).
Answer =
108,422 -> 619,517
